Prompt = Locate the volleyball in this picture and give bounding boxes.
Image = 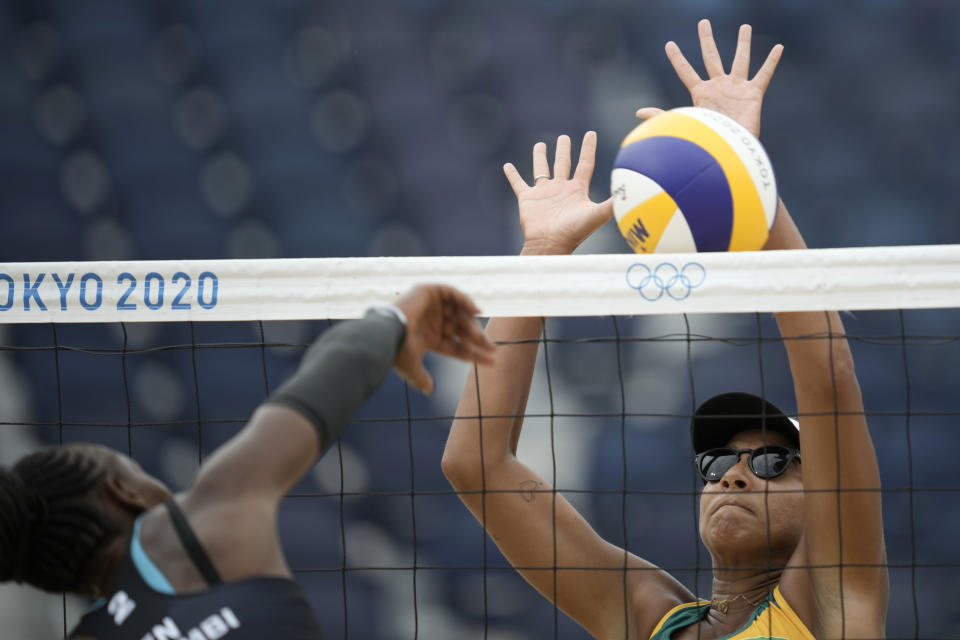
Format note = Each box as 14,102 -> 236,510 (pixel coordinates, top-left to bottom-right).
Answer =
610,107 -> 777,254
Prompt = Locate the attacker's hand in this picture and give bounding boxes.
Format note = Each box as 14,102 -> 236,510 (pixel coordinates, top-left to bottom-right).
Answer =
393,285 -> 495,393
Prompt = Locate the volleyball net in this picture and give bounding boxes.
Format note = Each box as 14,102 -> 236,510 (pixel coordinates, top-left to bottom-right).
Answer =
1,246 -> 959,639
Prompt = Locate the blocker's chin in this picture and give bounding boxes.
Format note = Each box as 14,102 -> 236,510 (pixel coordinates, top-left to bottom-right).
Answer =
703,509 -> 757,548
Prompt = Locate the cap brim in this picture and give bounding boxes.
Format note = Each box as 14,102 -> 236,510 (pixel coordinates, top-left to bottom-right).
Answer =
691,392 -> 799,454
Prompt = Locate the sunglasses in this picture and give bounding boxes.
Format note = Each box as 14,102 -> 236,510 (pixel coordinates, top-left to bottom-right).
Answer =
694,446 -> 801,483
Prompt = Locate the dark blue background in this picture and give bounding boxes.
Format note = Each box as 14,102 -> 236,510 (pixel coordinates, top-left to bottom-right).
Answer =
1,0 -> 958,637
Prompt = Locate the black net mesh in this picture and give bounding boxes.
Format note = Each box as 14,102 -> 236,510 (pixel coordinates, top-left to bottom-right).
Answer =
1,309 -> 959,637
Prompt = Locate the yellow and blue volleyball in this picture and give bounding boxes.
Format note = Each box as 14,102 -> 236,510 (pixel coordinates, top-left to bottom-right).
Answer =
610,107 -> 777,253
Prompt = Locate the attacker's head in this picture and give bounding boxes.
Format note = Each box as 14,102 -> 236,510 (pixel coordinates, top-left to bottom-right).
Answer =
0,444 -> 172,594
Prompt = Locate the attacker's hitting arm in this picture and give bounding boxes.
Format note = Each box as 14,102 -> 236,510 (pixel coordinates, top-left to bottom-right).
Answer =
193,284 -> 496,507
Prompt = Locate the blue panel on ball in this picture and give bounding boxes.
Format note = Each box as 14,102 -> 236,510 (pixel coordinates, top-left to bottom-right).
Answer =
613,136 -> 733,252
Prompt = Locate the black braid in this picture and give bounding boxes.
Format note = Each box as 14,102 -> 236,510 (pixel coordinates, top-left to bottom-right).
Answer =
0,446 -> 118,593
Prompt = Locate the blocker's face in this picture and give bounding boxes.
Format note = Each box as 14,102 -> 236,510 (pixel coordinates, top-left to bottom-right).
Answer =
697,429 -> 804,563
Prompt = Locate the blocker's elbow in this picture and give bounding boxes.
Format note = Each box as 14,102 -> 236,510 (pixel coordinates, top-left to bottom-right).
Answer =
441,448 -> 474,489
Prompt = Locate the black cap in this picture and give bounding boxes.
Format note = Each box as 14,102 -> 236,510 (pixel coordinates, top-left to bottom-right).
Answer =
691,392 -> 799,454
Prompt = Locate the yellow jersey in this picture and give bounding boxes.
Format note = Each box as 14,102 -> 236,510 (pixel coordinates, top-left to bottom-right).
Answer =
648,585 -> 815,640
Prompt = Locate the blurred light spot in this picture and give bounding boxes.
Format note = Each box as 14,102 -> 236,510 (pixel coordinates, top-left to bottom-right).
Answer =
367,222 -> 425,257
134,361 -> 185,422
446,93 -> 507,157
0,353 -> 34,434
563,16 -> 626,70
200,152 -> 254,217
588,63 -> 662,146
455,572 -> 536,617
34,85 -> 85,146
225,219 -> 281,258
428,15 -> 491,89
160,439 -> 200,491
313,441 -> 370,493
17,23 -> 62,80
344,523 -> 403,569
173,86 -> 227,150
107,322 -> 160,350
259,320 -> 311,351
60,150 -> 111,215
309,89 -> 368,153
150,24 -> 198,85
82,218 -> 135,260
343,157 -> 398,221
285,25 -> 344,87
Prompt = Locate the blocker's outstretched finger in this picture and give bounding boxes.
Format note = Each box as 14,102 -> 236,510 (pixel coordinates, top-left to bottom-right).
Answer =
635,107 -> 665,121
572,131 -> 598,185
503,163 -> 528,196
554,135 -> 572,181
697,19 -> 725,78
664,41 -> 701,91
532,141 -> 550,184
730,24 -> 752,78
752,43 -> 785,92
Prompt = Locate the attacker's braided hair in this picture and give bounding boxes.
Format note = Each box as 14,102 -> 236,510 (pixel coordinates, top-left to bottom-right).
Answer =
0,446 -> 118,592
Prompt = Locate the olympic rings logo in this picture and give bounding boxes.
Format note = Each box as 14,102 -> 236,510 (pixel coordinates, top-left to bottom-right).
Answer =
625,262 -> 706,301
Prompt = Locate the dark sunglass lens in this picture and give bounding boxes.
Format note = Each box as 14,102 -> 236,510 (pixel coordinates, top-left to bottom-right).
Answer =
751,448 -> 790,478
700,451 -> 737,482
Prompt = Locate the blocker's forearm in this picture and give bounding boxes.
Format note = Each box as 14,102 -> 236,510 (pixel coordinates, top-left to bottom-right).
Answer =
446,315 -> 542,470
768,199 -> 886,628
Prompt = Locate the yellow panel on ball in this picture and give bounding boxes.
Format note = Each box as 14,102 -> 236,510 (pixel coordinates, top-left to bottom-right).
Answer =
616,191 -> 680,253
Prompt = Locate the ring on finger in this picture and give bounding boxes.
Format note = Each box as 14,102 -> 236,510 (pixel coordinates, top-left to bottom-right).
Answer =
534,174 -> 550,183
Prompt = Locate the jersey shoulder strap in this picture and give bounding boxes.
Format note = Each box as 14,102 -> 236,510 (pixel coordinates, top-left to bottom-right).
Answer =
164,499 -> 223,587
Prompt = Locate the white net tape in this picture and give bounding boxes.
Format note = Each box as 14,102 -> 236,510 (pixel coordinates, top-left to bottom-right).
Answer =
2,244 -> 959,323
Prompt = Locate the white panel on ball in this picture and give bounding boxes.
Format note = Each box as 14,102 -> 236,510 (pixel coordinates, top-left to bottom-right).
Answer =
674,107 -> 778,226
657,211 -> 697,253
610,168 -> 667,223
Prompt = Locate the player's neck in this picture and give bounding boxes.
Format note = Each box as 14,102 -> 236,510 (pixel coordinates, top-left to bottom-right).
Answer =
88,531 -> 130,599
708,568 -> 780,616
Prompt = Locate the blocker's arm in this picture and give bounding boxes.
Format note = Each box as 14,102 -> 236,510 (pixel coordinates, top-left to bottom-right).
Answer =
767,200 -> 888,638
443,134 -> 691,640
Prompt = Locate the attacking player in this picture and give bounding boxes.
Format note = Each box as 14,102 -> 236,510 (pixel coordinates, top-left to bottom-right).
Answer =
0,284 -> 494,639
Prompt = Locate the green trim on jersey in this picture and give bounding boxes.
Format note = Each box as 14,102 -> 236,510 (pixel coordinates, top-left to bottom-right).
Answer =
648,596 -> 772,640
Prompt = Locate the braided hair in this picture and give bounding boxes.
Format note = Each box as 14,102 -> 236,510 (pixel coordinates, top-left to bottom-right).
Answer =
0,446 -> 119,593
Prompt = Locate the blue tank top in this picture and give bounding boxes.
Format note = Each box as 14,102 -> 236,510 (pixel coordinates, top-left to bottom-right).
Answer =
70,501 -> 323,640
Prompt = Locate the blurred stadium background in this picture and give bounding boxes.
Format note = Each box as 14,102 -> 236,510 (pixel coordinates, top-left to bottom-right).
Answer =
1,0 -> 958,638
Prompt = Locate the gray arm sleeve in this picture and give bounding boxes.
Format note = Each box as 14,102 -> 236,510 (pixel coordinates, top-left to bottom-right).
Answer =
266,310 -> 406,449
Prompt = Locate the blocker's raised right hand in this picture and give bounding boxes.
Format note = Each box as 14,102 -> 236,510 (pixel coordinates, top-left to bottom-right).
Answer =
503,132 -> 613,256
652,19 -> 784,138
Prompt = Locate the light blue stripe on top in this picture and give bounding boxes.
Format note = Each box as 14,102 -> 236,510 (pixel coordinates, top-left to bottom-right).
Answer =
87,596 -> 107,613
131,514 -> 176,595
